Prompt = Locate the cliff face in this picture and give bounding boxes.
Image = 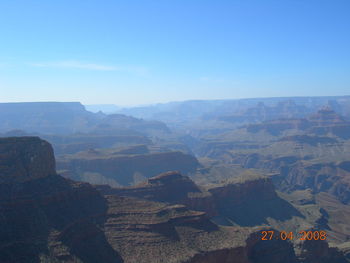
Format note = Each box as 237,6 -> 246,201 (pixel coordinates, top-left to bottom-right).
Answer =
57,151 -> 200,186
0,137 -> 122,263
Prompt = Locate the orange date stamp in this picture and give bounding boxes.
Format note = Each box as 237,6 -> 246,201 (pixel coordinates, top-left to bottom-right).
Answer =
261,230 -> 327,241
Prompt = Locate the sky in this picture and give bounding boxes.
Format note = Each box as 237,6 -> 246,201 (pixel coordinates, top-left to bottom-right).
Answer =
0,0 -> 350,106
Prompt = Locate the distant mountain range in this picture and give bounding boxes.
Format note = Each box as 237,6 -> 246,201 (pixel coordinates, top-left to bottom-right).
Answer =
113,96 -> 350,124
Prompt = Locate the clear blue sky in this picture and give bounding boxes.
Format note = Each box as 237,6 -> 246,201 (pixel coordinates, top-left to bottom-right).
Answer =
0,0 -> 349,105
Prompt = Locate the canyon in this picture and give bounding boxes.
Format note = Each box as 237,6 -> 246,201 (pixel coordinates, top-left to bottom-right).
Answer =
0,136 -> 348,262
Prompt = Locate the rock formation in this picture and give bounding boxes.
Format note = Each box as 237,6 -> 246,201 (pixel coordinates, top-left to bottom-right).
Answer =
0,136 -> 347,262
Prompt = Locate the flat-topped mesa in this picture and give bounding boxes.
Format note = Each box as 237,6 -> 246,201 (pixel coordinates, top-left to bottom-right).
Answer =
0,137 -> 56,183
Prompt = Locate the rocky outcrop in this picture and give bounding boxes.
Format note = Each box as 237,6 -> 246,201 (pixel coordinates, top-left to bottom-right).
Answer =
0,136 -> 56,183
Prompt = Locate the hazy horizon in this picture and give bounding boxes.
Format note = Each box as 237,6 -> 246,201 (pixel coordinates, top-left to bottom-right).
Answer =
1,0 -> 350,105
1,94 -> 350,109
